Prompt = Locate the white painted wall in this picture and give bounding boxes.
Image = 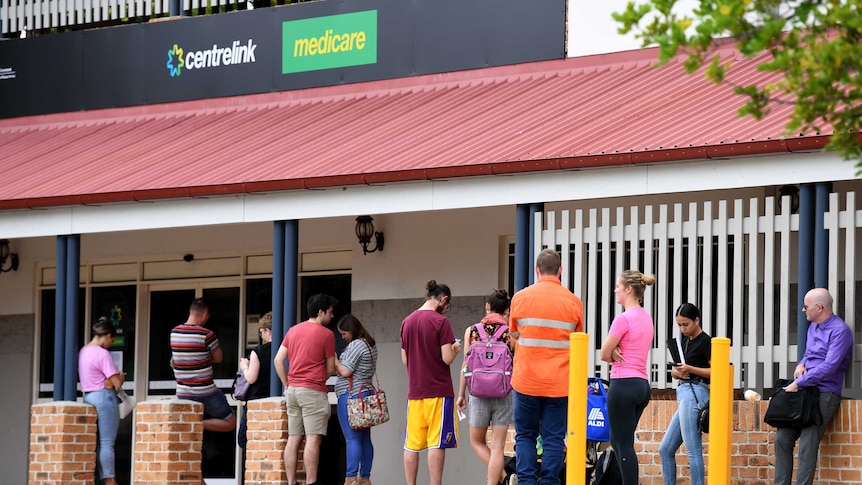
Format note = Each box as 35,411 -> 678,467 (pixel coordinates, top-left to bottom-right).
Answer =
351,207 -> 514,300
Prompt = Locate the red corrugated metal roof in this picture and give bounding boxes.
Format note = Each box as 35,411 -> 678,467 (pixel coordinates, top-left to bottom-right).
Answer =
0,46 -> 830,210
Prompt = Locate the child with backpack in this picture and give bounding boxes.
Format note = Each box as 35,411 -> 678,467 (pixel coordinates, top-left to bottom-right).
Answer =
457,289 -> 517,485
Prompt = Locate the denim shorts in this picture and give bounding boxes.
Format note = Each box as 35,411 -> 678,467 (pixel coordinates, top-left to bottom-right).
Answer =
187,391 -> 234,420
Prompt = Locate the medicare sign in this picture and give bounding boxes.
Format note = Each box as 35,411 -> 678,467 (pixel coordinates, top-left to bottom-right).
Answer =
282,10 -> 378,74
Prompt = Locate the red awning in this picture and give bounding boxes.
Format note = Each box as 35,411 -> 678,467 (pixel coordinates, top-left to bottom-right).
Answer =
0,46 -> 828,210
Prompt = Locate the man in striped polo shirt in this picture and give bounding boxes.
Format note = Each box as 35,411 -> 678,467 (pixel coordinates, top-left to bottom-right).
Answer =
170,298 -> 237,432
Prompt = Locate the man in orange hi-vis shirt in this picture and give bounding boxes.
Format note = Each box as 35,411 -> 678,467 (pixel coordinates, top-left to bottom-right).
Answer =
509,249 -> 584,485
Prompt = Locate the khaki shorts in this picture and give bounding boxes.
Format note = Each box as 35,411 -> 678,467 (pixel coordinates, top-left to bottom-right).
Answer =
285,386 -> 330,436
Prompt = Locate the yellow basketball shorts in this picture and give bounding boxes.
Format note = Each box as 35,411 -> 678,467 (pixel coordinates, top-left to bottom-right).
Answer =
403,396 -> 459,451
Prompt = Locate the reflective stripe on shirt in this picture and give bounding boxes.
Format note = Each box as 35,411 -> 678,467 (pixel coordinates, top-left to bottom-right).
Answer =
517,337 -> 570,349
517,317 -> 579,332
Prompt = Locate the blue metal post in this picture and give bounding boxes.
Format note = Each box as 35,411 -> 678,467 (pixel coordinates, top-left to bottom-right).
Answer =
515,205 -> 530,292
64,235 -> 80,402
53,236 -> 67,401
814,182 -> 832,288
797,184 -> 815,360
529,203 -> 544,285
284,220 -> 299,332
271,221 -> 285,398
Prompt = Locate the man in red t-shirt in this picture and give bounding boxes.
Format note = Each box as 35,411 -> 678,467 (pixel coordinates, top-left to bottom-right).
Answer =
400,280 -> 462,485
274,294 -> 337,485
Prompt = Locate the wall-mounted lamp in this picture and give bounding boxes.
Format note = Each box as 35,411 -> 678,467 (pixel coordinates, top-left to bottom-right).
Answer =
355,216 -> 384,255
0,239 -> 19,273
778,185 -> 800,214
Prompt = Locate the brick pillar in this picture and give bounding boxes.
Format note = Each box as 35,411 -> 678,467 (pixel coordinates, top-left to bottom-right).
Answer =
29,402 -> 98,485
245,397 -> 298,485
133,399 -> 203,485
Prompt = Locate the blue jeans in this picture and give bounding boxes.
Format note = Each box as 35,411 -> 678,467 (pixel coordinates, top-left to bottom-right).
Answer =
337,391 -> 374,478
659,382 -> 708,485
84,389 -> 119,480
513,390 -> 567,485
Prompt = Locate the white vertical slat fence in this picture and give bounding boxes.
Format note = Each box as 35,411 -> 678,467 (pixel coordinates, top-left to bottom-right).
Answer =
2,0 -> 244,36
538,193 -> 861,395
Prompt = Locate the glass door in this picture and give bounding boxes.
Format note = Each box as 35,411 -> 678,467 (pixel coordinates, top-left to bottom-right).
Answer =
147,284 -> 240,482
92,285 -> 137,485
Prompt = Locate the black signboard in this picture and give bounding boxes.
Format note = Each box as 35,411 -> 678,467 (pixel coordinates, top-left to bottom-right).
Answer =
0,0 -> 565,118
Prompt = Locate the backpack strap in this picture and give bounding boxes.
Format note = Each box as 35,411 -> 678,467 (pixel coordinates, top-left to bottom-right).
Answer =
491,324 -> 508,341
474,323 -> 489,341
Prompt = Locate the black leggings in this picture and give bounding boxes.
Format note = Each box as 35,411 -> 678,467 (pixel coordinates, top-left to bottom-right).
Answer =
607,378 -> 651,485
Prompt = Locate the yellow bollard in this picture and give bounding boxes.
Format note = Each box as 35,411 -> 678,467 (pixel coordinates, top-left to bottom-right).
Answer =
709,337 -> 733,485
567,332 -> 588,485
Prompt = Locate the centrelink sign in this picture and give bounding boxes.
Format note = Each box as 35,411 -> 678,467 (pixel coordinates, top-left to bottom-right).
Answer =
0,0 -> 565,118
166,39 -> 258,77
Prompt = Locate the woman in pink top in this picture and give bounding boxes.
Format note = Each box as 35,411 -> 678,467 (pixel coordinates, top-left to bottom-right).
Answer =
600,270 -> 656,485
78,317 -> 124,485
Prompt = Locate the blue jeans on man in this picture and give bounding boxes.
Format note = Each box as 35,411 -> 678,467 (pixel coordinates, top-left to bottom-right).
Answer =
514,390 -> 567,485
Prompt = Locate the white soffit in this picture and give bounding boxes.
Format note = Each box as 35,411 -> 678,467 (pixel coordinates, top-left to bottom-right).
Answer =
0,151 -> 854,238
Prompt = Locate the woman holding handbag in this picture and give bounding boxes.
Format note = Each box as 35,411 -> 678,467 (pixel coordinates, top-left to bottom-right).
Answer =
78,317 -> 124,485
335,314 -> 379,485
658,303 -> 711,485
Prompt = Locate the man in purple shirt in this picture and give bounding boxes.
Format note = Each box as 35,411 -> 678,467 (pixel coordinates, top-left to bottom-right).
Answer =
774,288 -> 853,485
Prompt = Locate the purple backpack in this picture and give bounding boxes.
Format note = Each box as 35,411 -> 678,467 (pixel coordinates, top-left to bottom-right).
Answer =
464,323 -> 513,399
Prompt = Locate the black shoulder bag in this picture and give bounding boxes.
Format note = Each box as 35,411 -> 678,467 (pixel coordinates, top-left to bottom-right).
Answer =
764,378 -> 821,428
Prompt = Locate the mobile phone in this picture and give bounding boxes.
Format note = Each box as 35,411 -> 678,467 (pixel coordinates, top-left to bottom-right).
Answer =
454,338 -> 462,344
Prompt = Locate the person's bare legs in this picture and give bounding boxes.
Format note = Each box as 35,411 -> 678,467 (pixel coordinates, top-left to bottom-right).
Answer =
470,426 -> 492,467
284,434 -> 304,484
487,425 -> 509,485
303,434 -> 323,483
404,449 -> 419,485
428,448 -> 446,485
203,413 -> 236,432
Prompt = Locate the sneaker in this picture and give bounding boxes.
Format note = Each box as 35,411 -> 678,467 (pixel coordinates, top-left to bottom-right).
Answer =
508,474 -> 518,485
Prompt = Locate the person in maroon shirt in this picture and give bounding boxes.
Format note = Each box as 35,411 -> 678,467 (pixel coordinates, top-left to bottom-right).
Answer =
400,280 -> 462,485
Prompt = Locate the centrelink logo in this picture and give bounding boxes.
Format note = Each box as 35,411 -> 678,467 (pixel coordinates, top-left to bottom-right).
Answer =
166,39 -> 257,77
588,407 -> 606,427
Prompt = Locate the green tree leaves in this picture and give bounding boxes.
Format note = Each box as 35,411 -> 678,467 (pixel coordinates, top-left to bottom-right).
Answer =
615,0 -> 862,164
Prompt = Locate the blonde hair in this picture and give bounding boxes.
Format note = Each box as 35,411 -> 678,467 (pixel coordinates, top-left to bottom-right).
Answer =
258,312 -> 273,331
618,270 -> 656,299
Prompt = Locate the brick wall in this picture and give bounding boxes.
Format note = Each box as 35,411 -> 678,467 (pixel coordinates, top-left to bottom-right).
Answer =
245,397 -> 295,485
133,399 -> 204,485
28,402 -> 97,485
635,399 -> 862,485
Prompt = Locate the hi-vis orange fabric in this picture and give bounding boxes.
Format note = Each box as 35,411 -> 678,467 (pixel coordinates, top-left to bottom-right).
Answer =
509,276 -> 584,398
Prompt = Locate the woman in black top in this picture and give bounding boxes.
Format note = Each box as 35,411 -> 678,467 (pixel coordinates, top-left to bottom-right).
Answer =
237,312 -> 273,448
658,303 -> 711,485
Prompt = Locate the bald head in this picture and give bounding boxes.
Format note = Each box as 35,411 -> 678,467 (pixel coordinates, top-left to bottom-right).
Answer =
803,288 -> 834,324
